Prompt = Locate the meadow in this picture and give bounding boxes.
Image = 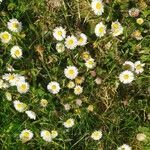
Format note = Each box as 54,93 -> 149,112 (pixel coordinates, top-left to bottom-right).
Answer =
0,0 -> 150,149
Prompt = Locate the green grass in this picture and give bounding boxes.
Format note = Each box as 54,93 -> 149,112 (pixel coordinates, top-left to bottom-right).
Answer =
0,0 -> 150,149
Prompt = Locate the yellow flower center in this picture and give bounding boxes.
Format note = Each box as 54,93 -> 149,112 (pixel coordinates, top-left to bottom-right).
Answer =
23,132 -> 30,138
79,37 -> 83,43
15,50 -> 20,56
112,23 -> 119,29
51,85 -> 57,90
13,23 -> 19,29
99,27 -> 104,33
8,75 -> 15,80
45,131 -> 50,136
2,33 -> 9,40
68,39 -> 74,45
66,119 -> 72,125
68,69 -> 74,75
96,2 -> 102,10
136,64 -> 142,70
20,84 -> 27,91
57,31 -> 62,36
123,74 -> 129,80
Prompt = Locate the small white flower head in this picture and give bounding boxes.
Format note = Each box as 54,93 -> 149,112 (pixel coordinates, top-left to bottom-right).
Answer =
119,70 -> 134,84
17,82 -> 30,94
13,100 -> 27,112
56,42 -> 65,53
95,22 -> 106,37
67,81 -> 75,89
10,45 -> 23,59
63,118 -> 75,128
136,133 -> 146,141
85,58 -> 96,69
87,105 -> 94,112
78,33 -> 87,46
47,81 -> 60,94
95,77 -> 102,85
5,92 -> 12,101
91,0 -> 104,16
76,99 -> 82,106
129,8 -> 140,17
65,35 -> 78,50
2,73 -> 16,85
40,99 -> 48,107
117,144 -> 132,150
0,79 -> 9,89
41,130 -> 52,142
134,61 -> 145,74
111,21 -> 123,36
74,85 -> 83,95
64,103 -> 71,111
53,26 -> 66,41
64,66 -> 78,80
123,61 -> 134,71
25,110 -> 36,120
19,129 -> 33,143
0,31 -> 12,43
51,130 -> 58,138
7,18 -> 22,32
91,130 -> 102,140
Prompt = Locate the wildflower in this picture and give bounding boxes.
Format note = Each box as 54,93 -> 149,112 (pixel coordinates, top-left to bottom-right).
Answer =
111,21 -> 123,36
0,79 -> 9,89
91,130 -> 102,140
78,33 -> 87,46
129,8 -> 140,17
0,31 -> 12,43
82,51 -> 91,61
76,99 -> 82,106
47,81 -> 60,94
85,58 -> 96,69
65,35 -> 78,49
19,129 -> 33,143
131,30 -> 143,40
53,26 -> 66,41
7,18 -> 22,32
51,130 -> 58,138
67,81 -> 75,89
10,45 -> 23,59
136,133 -> 146,141
95,77 -> 102,85
56,42 -> 65,53
119,70 -> 134,84
136,18 -> 144,25
40,99 -> 48,107
41,130 -> 52,142
6,64 -> 15,72
74,85 -> 83,95
123,61 -> 134,71
75,76 -> 85,85
64,66 -> 78,80
134,61 -> 145,74
25,110 -> 36,120
64,104 -> 71,111
95,22 -> 106,37
117,144 -> 132,150
63,118 -> 75,128
91,0 -> 104,16
87,105 -> 94,112
13,100 -> 27,112
5,92 -> 12,101
17,82 -> 30,94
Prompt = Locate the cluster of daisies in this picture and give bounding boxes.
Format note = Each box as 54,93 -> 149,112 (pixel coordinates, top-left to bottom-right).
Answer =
92,0 -> 123,37
0,18 -> 23,59
119,61 -> 145,84
53,26 -> 87,52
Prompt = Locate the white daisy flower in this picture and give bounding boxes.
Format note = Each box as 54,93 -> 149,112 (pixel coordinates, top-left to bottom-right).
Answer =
13,100 -> 27,112
123,61 -> 134,71
74,85 -> 83,95
2,73 -> 17,86
19,129 -> 33,143
85,58 -> 96,69
64,103 -> 71,111
91,130 -> 102,140
111,21 -> 123,36
56,42 -> 65,53
117,144 -> 132,150
65,35 -> 78,50
95,22 -> 106,37
91,0 -> 104,16
17,82 -> 30,94
25,110 -> 36,120
0,31 -> 12,43
64,66 -> 78,80
7,18 -> 22,32
53,26 -> 66,41
10,45 -> 23,59
63,118 -> 75,128
51,130 -> 58,138
67,81 -> 75,89
134,61 -> 145,74
119,70 -> 134,84
5,92 -> 12,101
41,130 -> 52,142
12,74 -> 25,86
78,33 -> 87,46
47,81 -> 60,94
